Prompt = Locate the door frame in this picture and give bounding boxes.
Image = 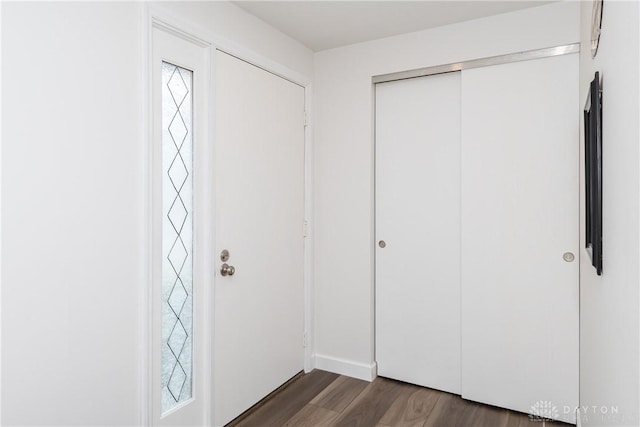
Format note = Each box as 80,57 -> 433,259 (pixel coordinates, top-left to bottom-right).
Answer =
140,5 -> 314,425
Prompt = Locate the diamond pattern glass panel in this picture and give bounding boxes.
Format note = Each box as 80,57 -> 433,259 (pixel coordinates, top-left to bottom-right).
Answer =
161,62 -> 193,414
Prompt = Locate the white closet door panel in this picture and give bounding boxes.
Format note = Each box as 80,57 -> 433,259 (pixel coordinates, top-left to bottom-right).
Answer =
376,72 -> 461,394
461,54 -> 579,423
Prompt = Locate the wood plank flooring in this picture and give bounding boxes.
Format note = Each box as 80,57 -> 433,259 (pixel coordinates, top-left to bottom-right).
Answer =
227,370 -> 569,427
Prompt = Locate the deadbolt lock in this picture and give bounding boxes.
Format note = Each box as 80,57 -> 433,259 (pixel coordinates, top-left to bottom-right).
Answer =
220,249 -> 230,262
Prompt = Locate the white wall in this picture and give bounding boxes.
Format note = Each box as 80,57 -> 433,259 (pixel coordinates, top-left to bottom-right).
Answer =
0,2 -> 312,425
578,1 -> 640,426
312,1 -> 580,378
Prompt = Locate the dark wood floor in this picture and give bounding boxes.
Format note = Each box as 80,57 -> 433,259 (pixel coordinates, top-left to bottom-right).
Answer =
227,370 -> 569,427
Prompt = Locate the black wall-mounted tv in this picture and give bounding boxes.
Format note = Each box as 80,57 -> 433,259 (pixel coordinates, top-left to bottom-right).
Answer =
584,72 -> 603,275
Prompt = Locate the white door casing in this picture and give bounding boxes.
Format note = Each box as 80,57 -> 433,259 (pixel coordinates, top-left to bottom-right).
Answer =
375,71 -> 462,394
213,51 -> 306,426
460,53 -> 579,423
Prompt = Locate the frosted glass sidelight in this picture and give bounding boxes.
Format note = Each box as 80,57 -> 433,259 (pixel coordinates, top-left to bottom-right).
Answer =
161,61 -> 194,414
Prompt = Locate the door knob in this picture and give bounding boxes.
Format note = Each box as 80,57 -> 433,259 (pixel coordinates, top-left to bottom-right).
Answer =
563,252 -> 575,262
221,263 -> 235,276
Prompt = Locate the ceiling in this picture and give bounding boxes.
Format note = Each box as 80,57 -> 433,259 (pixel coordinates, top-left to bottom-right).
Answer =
233,1 -> 554,52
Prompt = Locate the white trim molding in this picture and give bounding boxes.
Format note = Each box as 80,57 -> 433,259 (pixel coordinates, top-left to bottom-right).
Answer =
303,83 -> 314,374
0,1 -> 4,423
314,354 -> 377,382
139,4 -> 152,425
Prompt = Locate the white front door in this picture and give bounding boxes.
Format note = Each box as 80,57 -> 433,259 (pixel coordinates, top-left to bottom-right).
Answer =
375,72 -> 462,394
460,53 -> 579,423
151,26 -> 213,426
213,51 -> 306,426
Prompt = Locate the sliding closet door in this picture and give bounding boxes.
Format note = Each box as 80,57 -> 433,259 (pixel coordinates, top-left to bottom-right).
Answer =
376,72 -> 461,394
461,54 -> 579,422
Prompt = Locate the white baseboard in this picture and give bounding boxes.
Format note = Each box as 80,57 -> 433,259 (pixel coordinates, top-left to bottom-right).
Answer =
313,354 -> 377,381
